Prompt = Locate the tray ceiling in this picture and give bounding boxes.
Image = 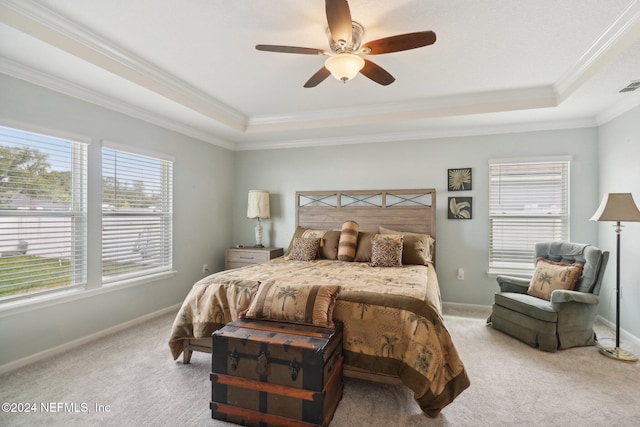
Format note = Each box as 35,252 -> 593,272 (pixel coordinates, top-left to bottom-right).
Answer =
1,0 -> 639,150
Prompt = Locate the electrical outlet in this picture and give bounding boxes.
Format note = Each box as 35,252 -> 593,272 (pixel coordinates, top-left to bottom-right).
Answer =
202,264 -> 208,274
457,268 -> 464,280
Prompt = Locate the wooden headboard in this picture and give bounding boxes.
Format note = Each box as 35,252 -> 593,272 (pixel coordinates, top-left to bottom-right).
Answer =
295,189 -> 436,240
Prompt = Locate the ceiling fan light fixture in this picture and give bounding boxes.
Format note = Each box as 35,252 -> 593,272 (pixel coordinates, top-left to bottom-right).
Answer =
325,53 -> 365,83
257,3 -> 435,87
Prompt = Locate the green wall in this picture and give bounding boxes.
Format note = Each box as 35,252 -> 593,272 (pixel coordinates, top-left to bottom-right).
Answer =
232,128 -> 601,306
0,75 -> 235,367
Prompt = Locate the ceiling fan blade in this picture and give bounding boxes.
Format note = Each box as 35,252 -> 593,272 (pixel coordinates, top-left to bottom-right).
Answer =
304,67 -> 331,88
362,31 -> 436,55
360,59 -> 395,86
325,0 -> 352,43
256,45 -> 326,55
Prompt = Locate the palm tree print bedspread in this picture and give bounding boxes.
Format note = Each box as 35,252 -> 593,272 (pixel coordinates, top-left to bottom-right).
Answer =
168,258 -> 469,416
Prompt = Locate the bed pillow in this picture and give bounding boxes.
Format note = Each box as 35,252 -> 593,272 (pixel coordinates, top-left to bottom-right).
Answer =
240,281 -> 341,328
338,220 -> 359,261
353,231 -> 377,262
301,229 -> 340,260
370,234 -> 403,267
527,258 -> 584,300
287,237 -> 321,261
320,230 -> 341,260
379,226 -> 435,264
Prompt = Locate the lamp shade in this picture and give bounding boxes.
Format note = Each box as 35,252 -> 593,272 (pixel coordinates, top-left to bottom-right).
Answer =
590,193 -> 640,222
247,190 -> 270,219
325,53 -> 365,82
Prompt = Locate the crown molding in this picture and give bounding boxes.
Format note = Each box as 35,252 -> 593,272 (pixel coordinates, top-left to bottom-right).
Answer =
246,86 -> 559,133
0,56 -> 603,153
0,58 -> 236,150
235,117 -> 597,151
0,0 -> 247,132
554,0 -> 640,102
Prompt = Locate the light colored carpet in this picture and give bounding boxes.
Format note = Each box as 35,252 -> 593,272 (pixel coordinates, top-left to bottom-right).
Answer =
1,308 -> 639,427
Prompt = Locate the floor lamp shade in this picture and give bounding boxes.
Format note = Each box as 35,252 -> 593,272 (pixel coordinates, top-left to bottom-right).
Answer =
247,190 -> 270,247
590,193 -> 640,222
590,193 -> 640,362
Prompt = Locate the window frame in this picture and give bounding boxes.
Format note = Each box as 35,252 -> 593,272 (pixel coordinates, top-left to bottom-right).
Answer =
488,156 -> 571,276
0,124 -> 88,303
0,123 -> 176,313
101,141 -> 174,285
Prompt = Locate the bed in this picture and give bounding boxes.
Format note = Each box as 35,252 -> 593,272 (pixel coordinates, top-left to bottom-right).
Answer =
168,189 -> 469,417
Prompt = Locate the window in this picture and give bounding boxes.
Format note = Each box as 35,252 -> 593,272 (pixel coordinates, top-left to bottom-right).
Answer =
489,159 -> 570,275
101,143 -> 173,283
0,126 -> 87,301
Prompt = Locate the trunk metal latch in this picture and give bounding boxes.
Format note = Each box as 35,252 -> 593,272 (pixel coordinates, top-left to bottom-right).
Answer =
256,351 -> 271,377
229,349 -> 239,371
289,358 -> 300,381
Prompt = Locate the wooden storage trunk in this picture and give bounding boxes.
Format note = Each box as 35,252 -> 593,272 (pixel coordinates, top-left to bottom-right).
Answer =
210,319 -> 343,427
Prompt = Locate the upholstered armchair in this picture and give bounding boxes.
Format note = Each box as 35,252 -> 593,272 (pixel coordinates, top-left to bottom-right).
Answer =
487,242 -> 609,352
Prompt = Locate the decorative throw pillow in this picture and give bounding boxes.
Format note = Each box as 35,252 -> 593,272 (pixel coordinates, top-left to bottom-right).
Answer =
301,229 -> 340,260
287,237 -> 320,261
370,234 -> 403,267
240,281 -> 341,328
379,226 -> 435,264
338,220 -> 359,261
527,258 -> 584,300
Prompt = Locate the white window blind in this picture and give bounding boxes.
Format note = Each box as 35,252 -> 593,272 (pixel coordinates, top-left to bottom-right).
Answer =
0,126 -> 87,300
102,145 -> 173,283
489,159 -> 569,274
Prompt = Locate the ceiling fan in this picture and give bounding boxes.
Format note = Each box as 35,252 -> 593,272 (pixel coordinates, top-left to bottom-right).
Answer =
255,0 -> 436,88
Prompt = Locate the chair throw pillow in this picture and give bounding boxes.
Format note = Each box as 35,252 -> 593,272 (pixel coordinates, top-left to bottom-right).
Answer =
527,258 -> 584,300
338,220 -> 359,261
240,281 -> 341,328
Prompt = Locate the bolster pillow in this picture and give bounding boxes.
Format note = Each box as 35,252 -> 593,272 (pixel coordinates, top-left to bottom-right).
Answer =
338,220 -> 359,261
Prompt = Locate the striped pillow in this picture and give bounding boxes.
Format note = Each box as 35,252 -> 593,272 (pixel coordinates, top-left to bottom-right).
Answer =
338,220 -> 359,261
240,281 -> 341,328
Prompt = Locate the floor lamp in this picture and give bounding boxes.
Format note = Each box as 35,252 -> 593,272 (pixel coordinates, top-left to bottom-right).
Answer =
590,193 -> 640,362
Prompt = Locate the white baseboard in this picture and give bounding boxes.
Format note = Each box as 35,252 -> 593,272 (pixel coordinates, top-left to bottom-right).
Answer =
596,314 -> 640,348
0,303 -> 181,375
442,301 -> 493,315
442,303 -> 640,348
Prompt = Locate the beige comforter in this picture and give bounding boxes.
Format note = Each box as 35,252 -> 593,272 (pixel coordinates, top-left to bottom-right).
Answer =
168,258 -> 469,416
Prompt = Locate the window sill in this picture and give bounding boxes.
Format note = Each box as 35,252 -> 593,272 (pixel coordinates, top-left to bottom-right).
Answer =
486,269 -> 533,279
0,270 -> 177,319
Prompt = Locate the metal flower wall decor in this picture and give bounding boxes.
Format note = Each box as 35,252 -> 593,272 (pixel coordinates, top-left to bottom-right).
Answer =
448,168 -> 472,191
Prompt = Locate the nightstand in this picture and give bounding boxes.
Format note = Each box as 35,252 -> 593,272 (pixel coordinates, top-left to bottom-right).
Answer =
225,247 -> 284,270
